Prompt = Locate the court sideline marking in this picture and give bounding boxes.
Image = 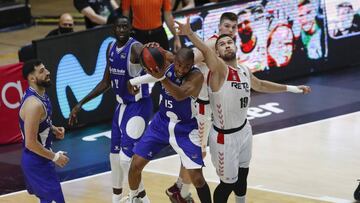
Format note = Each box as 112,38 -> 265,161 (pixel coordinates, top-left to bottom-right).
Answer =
1,111 -> 358,202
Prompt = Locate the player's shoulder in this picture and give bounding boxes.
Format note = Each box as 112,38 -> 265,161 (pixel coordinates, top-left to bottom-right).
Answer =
22,96 -> 44,111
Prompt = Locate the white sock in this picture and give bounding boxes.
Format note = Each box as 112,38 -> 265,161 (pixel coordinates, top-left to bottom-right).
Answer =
109,153 -> 123,189
142,194 -> 150,203
130,189 -> 139,199
235,195 -> 246,203
112,193 -> 122,203
180,183 -> 190,198
176,177 -> 183,189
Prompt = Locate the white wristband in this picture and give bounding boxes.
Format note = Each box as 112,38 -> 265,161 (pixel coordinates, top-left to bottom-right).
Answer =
159,75 -> 166,81
129,74 -> 165,86
52,151 -> 64,162
286,85 -> 303,93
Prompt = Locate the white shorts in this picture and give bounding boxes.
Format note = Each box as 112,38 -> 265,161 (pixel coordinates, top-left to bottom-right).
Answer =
209,122 -> 252,183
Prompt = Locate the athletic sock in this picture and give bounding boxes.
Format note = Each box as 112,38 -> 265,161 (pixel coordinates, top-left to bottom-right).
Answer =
235,195 -> 246,203
196,182 -> 212,203
180,183 -> 190,198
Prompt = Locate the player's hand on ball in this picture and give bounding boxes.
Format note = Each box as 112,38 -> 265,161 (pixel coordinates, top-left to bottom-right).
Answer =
127,81 -> 139,95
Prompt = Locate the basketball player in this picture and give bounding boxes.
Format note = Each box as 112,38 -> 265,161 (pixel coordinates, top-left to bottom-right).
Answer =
20,59 -> 69,203
126,47 -> 212,203
68,16 -> 152,203
176,18 -> 311,203
165,12 -> 239,203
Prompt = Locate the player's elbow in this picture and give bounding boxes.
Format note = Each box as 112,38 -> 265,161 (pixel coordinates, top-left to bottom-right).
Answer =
25,140 -> 36,151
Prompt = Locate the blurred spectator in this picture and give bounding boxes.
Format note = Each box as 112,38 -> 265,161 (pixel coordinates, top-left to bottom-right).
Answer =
333,2 -> 360,36
74,0 -> 120,29
238,8 -> 257,53
297,0 -> 323,60
122,0 -> 180,52
46,13 -> 74,38
267,24 -> 295,68
172,0 -> 194,11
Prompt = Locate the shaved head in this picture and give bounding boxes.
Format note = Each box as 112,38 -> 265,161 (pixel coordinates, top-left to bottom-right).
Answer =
59,13 -> 74,28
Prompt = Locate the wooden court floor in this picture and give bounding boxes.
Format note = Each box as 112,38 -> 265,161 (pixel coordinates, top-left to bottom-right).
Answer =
2,112 -> 359,203
0,171 -> 330,203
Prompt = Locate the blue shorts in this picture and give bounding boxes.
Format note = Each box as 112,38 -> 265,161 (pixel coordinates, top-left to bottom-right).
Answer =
111,97 -> 152,159
134,112 -> 204,169
21,152 -> 65,203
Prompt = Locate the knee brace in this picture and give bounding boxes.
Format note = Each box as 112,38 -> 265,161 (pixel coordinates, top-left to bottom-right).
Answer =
233,167 -> 249,196
214,180 -> 234,203
110,153 -> 122,189
119,156 -> 131,187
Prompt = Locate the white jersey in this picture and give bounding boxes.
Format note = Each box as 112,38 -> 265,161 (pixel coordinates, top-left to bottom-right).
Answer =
197,62 -> 210,101
209,65 -> 251,129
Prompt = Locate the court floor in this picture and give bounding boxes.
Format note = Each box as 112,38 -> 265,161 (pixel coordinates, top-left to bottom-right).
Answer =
1,112 -> 359,203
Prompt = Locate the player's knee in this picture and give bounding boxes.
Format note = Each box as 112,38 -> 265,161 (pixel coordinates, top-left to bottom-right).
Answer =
129,156 -> 146,174
217,180 -> 234,193
233,168 -> 249,196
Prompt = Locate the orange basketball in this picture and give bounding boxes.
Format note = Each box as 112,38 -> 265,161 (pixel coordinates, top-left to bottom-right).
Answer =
140,47 -> 165,73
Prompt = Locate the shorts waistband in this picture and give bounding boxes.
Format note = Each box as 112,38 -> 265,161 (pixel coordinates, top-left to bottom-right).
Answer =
213,119 -> 247,134
196,98 -> 210,105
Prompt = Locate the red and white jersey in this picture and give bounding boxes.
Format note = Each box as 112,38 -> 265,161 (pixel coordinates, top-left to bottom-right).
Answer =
209,65 -> 251,129
196,34 -> 218,101
197,62 -> 210,101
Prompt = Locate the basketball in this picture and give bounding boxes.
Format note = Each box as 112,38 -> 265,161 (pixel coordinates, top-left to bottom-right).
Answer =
140,47 -> 165,73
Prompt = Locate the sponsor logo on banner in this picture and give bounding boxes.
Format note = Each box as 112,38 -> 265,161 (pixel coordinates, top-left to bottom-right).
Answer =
0,63 -> 27,144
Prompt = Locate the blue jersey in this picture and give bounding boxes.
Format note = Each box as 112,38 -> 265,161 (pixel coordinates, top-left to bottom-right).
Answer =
159,64 -> 198,121
108,38 -> 149,104
19,88 -> 53,159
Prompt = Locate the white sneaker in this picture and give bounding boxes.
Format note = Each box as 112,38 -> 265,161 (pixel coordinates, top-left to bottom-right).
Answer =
121,195 -> 143,203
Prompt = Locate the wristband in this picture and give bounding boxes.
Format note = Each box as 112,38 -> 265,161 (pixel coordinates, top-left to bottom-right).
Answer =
129,74 -> 164,86
286,85 -> 303,93
52,151 -> 64,162
159,75 -> 166,81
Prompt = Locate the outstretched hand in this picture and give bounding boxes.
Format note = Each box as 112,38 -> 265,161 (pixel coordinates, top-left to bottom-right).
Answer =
68,104 -> 81,126
174,17 -> 192,36
298,85 -> 311,94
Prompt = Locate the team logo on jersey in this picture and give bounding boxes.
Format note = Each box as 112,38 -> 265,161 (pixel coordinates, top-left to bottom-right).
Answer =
120,53 -> 126,59
227,68 -> 241,82
167,71 -> 172,78
231,82 -> 250,92
109,67 -> 126,75
147,151 -> 153,157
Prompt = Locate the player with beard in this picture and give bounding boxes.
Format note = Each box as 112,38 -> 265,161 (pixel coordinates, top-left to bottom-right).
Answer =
19,59 -> 69,203
165,12 -> 238,203
69,16 -> 152,203
127,47 -> 212,203
176,18 -> 311,203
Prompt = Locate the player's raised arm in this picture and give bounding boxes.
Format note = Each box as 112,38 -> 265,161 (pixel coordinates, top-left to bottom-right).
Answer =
175,18 -> 226,75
